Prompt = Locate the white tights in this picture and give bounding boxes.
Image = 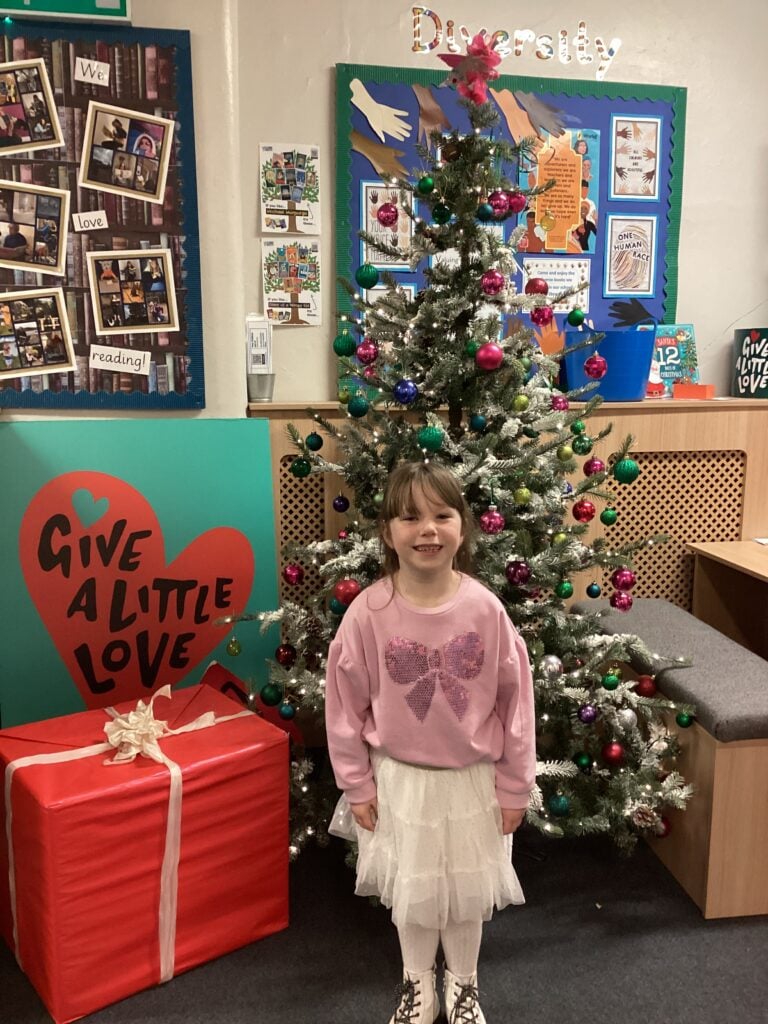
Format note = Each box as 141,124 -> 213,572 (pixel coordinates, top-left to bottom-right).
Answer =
397,919 -> 483,978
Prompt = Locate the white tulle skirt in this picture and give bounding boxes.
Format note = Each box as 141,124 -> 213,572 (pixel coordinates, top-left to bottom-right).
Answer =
328,750 -> 524,930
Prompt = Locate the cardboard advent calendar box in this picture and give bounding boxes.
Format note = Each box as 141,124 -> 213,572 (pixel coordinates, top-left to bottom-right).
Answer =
0,684 -> 288,1024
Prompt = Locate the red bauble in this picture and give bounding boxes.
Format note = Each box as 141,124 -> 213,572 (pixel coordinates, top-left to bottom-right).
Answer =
611,567 -> 637,591
475,342 -> 504,371
487,189 -> 510,217
601,741 -> 625,766
583,457 -> 605,477
506,191 -> 528,214
505,559 -> 531,585
610,590 -> 634,612
479,505 -> 506,534
584,353 -> 608,379
334,578 -> 362,606
282,563 -> 305,586
524,277 -> 549,296
657,816 -> 672,838
530,305 -> 554,326
480,269 -> 506,296
551,394 -> 570,412
376,202 -> 399,227
356,338 -> 379,365
634,675 -> 658,698
572,498 -> 596,523
275,643 -> 297,668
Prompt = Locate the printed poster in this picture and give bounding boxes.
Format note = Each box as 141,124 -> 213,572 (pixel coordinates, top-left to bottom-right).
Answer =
522,257 -> 591,313
605,215 -> 657,297
361,180 -> 412,269
260,142 -> 320,234
262,237 -> 321,326
610,115 -> 661,200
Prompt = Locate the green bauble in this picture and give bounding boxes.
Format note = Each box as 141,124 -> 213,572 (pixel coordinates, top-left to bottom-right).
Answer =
521,356 -> 532,371
432,203 -> 452,225
571,434 -> 593,455
513,486 -> 531,505
601,672 -> 621,691
373,491 -> 384,507
465,340 -> 481,357
305,431 -> 323,451
567,306 -> 586,327
348,395 -> 370,418
354,263 -> 379,289
557,445 -> 573,462
676,712 -> 694,728
570,419 -> 587,435
548,794 -> 570,817
513,394 -> 530,412
574,752 -> 592,771
522,426 -> 539,439
290,457 -> 312,478
600,508 -> 618,526
329,597 -> 347,615
260,683 -> 282,707
333,330 -> 357,357
552,532 -> 568,546
417,174 -> 435,195
417,425 -> 444,451
338,387 -> 351,404
555,580 -> 574,599
226,636 -> 242,657
613,457 -> 640,484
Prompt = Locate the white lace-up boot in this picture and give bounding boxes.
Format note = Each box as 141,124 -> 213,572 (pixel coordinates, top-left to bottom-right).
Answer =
444,968 -> 487,1024
388,966 -> 439,1024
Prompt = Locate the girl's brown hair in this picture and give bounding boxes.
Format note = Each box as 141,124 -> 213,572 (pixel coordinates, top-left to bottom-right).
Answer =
378,461 -> 475,576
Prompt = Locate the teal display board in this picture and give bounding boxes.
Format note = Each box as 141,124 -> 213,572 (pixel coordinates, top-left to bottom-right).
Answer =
0,418 -> 278,726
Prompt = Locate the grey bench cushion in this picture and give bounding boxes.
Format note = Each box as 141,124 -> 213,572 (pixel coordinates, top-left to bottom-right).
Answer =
571,598 -> 768,743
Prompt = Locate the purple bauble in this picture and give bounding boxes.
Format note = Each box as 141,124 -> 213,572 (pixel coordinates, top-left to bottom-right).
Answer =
572,498 -> 596,523
610,590 -> 634,612
480,269 -> 506,296
584,353 -> 608,379
475,342 -> 504,371
578,704 -> 598,724
282,563 -> 305,586
583,457 -> 606,477
551,394 -> 570,412
479,505 -> 506,534
611,567 -> 637,591
506,191 -> 528,214
356,338 -> 379,365
505,560 -> 532,585
393,378 -> 419,405
488,189 -> 510,217
376,202 -> 398,227
530,305 -> 554,326
332,494 -> 350,513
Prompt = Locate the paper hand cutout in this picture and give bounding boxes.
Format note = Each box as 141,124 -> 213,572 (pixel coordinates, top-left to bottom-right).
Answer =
607,298 -> 653,328
412,83 -> 451,146
514,92 -> 567,139
490,87 -> 537,142
350,129 -> 408,180
350,79 -> 411,143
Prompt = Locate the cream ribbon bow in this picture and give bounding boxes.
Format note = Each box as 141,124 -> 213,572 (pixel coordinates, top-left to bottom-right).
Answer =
103,684 -> 216,765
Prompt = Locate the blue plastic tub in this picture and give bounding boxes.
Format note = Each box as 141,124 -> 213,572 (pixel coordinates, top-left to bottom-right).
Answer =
562,326 -> 656,401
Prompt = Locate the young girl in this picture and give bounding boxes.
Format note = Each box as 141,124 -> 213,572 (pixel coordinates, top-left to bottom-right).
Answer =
325,461 -> 536,1024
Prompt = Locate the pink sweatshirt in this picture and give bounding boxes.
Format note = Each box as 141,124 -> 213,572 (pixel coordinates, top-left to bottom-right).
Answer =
324,574 -> 537,809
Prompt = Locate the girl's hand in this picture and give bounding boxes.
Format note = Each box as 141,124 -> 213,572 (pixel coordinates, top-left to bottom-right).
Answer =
501,807 -> 526,835
349,797 -> 378,832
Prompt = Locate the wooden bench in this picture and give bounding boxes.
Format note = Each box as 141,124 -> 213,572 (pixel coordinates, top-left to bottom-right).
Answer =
572,597 -> 768,919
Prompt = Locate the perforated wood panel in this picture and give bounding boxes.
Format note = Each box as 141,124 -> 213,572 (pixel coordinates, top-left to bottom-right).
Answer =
600,450 -> 746,609
279,454 -> 326,607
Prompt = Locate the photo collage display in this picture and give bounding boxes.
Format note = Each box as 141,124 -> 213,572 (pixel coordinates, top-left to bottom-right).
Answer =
88,250 -> 178,335
0,288 -> 73,377
0,59 -> 62,154
0,182 -> 68,274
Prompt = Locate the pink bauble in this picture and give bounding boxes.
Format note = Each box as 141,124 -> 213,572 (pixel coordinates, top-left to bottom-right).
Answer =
334,578 -> 362,605
584,354 -> 608,379
601,741 -> 625,766
506,191 -> 527,214
480,269 -> 506,296
282,563 -> 305,586
362,365 -> 377,379
611,567 -> 637,591
610,590 -> 634,612
376,202 -> 398,227
572,498 -> 596,523
505,560 -> 531,585
583,457 -> 606,477
524,277 -> 549,296
475,342 -> 505,371
530,305 -> 554,326
551,394 -> 570,412
338,529 -> 349,540
488,189 -> 510,217
480,505 -> 506,534
356,338 -> 379,365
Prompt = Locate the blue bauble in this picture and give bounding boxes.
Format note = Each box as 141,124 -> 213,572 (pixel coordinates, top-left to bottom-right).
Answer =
332,494 -> 350,513
586,582 -> 602,598
469,413 -> 487,432
393,379 -> 419,405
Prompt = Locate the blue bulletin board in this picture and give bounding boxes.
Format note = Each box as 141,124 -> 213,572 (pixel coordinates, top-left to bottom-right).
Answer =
0,419 -> 278,727
336,63 -> 686,335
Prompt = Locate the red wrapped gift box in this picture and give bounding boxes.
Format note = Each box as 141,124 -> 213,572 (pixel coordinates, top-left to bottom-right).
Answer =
0,683 -> 288,1024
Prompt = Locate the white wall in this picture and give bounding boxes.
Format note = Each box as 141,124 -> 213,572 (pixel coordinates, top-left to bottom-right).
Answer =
7,0 -> 768,418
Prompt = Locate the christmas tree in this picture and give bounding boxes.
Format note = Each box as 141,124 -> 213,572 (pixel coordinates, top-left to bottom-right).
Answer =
242,35 -> 692,858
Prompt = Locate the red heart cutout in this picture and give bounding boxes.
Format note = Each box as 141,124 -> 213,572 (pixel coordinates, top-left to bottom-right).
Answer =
20,471 -> 255,708
751,330 -> 761,342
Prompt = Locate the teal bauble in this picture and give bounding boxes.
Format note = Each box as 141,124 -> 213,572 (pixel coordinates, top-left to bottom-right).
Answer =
417,425 -> 444,451
586,582 -> 602,598
354,263 -> 379,289
476,202 -> 494,222
548,794 -> 571,817
613,457 -> 640,484
305,431 -> 323,451
571,434 -> 593,456
290,457 -> 312,478
432,203 -> 452,225
469,413 -> 487,432
329,597 -> 347,615
333,330 -> 357,357
260,683 -> 282,707
416,174 -> 435,195
348,395 -> 370,418
279,701 -> 297,720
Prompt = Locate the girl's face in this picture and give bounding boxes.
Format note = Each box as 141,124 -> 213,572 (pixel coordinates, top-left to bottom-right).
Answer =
383,484 -> 464,580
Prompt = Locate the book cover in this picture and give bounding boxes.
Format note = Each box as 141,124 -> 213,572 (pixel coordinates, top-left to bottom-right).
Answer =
646,324 -> 698,398
732,328 -> 768,398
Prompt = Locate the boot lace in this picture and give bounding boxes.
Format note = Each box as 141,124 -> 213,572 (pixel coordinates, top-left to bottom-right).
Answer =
394,978 -> 422,1023
450,982 -> 481,1023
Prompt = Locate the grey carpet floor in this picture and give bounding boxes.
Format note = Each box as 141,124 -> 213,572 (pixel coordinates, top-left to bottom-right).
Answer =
2,829 -> 767,1023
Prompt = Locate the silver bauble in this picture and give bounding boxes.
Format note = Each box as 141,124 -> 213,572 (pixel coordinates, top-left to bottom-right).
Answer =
539,654 -> 564,680
617,708 -> 638,730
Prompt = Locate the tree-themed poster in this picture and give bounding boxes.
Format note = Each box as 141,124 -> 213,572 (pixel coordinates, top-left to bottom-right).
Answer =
262,237 -> 321,326
260,143 -> 320,234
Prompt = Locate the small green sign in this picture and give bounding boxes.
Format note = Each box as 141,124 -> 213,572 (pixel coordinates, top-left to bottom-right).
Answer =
0,0 -> 130,22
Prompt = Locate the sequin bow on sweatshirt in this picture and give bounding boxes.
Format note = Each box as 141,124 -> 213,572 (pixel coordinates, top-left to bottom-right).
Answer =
384,632 -> 484,722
